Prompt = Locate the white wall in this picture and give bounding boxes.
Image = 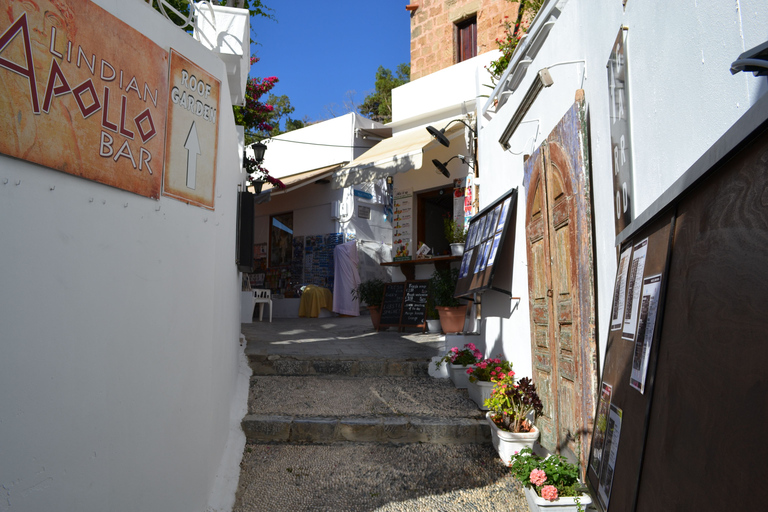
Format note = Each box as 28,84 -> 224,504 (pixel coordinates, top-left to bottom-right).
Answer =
260,112 -> 383,178
477,0 -> 768,374
0,2 -> 245,511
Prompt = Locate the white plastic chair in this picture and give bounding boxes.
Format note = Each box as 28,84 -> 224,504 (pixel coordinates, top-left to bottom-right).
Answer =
253,288 -> 272,322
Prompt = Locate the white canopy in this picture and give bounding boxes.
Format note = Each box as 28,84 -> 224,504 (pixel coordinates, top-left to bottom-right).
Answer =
331,122 -> 465,189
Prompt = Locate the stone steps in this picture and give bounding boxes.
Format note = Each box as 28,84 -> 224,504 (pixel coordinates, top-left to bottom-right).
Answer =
242,374 -> 490,445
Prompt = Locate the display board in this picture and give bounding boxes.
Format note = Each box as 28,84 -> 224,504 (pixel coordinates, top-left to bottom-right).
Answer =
454,188 -> 518,298
378,281 -> 428,331
586,99 -> 768,511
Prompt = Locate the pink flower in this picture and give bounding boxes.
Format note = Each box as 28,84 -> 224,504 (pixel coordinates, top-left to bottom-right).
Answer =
530,469 -> 547,486
450,347 -> 459,353
473,350 -> 483,359
495,367 -> 502,372
493,358 -> 501,364
466,368 -> 473,374
467,343 -> 476,351
541,485 -> 558,501
490,371 -> 496,376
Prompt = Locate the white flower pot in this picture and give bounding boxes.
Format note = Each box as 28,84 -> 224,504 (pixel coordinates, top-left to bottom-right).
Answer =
486,411 -> 540,465
449,364 -> 473,389
467,380 -> 494,410
523,484 -> 593,512
426,319 -> 442,333
450,243 -> 465,256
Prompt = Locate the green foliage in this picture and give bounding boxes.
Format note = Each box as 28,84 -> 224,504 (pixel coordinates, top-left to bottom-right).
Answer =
443,218 -> 467,244
486,0 -> 544,84
509,447 -> 585,499
351,279 -> 387,308
428,268 -> 460,307
359,64 -> 410,124
485,375 -> 543,433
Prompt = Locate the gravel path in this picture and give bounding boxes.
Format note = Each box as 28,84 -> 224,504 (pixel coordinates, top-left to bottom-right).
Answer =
234,443 -> 528,512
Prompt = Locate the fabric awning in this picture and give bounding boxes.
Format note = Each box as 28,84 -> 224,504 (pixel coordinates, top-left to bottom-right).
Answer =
252,162 -> 347,197
332,122 -> 465,189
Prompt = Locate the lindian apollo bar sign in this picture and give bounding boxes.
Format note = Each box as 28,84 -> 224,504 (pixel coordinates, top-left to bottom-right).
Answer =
0,0 -> 221,209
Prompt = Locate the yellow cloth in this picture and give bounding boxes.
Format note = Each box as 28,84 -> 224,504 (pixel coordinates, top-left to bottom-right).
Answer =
299,285 -> 334,318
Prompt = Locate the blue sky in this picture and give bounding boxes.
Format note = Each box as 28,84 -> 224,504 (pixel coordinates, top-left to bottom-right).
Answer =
249,1 -> 411,124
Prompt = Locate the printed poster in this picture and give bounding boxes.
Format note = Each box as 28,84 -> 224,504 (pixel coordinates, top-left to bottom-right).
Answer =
590,382 -> 613,474
598,404 -> 623,510
622,238 -> 648,340
487,232 -> 501,267
630,274 -> 662,393
0,0 -> 169,198
610,245 -> 633,331
497,196 -> 511,233
393,188 -> 412,260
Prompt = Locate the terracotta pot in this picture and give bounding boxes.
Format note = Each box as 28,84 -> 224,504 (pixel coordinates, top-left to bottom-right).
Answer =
436,304 -> 467,334
368,306 -> 381,330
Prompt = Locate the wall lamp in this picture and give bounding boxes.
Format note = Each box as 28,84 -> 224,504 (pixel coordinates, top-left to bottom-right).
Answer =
426,119 -> 477,147
499,68 -> 553,151
432,154 -> 474,178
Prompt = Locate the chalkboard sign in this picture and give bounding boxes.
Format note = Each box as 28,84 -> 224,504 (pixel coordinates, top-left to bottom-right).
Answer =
401,281 -> 428,327
378,281 -> 428,331
379,282 -> 405,327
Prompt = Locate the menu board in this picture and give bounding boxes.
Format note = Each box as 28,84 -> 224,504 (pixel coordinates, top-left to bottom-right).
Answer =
379,282 -> 406,327
378,281 -> 428,330
454,188 -> 518,298
393,189 -> 413,261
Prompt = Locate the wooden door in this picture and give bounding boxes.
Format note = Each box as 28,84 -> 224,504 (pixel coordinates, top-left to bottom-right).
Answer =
524,92 -> 597,466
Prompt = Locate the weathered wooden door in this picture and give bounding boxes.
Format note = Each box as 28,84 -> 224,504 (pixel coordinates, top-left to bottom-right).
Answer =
524,92 -> 597,466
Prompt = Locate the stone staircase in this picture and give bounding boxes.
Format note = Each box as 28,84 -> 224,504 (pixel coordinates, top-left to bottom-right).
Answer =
242,353 -> 491,446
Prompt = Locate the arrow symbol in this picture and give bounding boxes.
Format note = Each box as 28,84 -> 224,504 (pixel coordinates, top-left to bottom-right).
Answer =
184,121 -> 201,189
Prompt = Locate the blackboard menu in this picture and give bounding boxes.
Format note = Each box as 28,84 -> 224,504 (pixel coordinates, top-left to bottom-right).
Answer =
378,281 -> 428,330
401,281 -> 428,326
379,283 -> 405,327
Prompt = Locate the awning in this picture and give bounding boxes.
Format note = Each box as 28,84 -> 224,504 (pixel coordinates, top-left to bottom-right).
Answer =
332,122 -> 465,189
251,162 -> 347,199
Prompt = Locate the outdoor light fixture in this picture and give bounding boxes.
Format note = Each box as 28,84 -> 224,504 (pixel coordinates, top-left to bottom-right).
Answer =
730,40 -> 768,76
386,175 -> 393,185
432,154 -> 474,178
251,141 -> 267,163
499,68 -> 554,151
426,119 -> 477,148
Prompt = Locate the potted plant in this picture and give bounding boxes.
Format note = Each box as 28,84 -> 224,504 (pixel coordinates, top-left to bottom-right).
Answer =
467,356 -> 513,410
244,156 -> 285,193
425,295 -> 441,333
351,278 -> 386,330
484,374 -> 543,465
444,218 -> 467,256
428,268 -> 466,333
510,447 -> 593,512
435,343 -> 482,388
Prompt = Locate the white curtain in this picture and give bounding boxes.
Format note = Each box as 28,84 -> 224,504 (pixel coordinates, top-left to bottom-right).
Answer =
332,241 -> 361,316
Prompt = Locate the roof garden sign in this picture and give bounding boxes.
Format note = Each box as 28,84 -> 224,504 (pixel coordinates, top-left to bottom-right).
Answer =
607,27 -> 633,237
162,49 -> 221,210
0,0 -> 169,198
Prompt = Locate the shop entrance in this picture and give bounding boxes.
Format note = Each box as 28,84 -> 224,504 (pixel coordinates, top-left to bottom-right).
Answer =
417,186 -> 453,256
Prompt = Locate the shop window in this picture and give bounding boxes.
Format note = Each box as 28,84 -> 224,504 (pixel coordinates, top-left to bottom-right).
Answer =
269,212 -> 293,267
417,187 -> 454,256
456,16 -> 477,63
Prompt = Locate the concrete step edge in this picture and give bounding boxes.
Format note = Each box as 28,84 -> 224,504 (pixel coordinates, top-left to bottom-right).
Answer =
247,357 -> 430,377
241,414 -> 491,445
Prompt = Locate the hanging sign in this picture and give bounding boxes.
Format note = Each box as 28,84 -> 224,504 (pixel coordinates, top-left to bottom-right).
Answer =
162,49 -> 220,210
0,0 -> 169,198
607,28 -> 633,236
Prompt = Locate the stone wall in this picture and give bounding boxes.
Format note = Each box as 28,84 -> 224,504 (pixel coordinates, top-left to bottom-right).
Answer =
409,0 -> 520,79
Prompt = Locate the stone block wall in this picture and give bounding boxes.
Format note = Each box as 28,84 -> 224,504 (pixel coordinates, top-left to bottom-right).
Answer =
409,0 -> 521,80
